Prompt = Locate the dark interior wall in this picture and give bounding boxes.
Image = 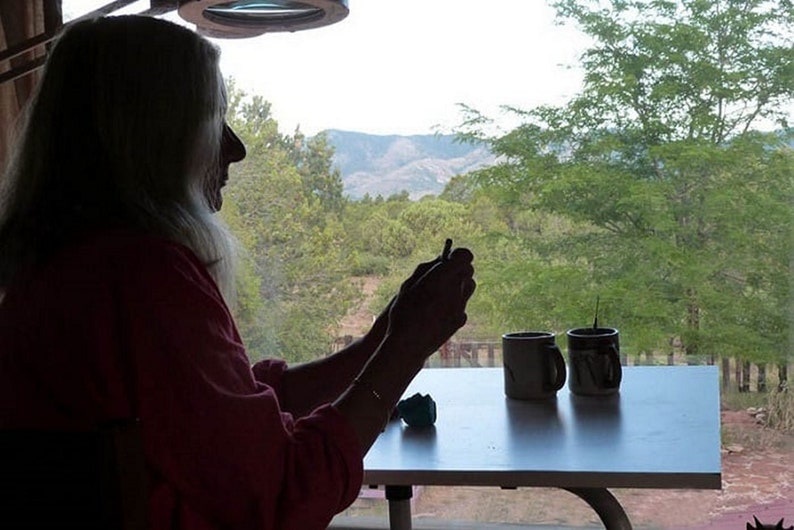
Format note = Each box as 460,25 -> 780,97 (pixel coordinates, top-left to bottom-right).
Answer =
0,0 -> 62,167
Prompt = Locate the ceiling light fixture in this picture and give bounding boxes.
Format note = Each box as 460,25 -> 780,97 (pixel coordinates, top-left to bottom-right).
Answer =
177,0 -> 349,38
1,0 -> 349,85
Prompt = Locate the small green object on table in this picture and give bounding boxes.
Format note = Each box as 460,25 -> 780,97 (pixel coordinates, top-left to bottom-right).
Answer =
396,392 -> 436,427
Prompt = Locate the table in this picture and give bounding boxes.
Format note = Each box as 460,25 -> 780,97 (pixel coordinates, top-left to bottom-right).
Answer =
362,366 -> 722,529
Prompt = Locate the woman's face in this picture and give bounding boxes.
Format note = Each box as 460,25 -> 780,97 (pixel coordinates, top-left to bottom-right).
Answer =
205,122 -> 246,211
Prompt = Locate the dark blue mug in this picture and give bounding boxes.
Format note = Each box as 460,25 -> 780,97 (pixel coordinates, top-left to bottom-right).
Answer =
502,331 -> 566,400
566,327 -> 622,396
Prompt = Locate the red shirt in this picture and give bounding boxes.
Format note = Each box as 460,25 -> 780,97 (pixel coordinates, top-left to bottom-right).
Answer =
0,230 -> 363,530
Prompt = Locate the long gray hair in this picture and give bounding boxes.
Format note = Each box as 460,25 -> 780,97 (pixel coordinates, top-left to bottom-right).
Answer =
0,15 -> 237,303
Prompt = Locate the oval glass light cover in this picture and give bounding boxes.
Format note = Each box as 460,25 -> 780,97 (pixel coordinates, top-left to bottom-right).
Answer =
206,1 -> 323,24
178,0 -> 349,37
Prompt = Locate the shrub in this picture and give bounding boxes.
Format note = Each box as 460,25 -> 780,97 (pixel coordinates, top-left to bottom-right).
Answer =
765,384 -> 793,434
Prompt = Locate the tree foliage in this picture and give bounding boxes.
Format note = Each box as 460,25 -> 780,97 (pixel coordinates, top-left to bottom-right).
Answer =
455,0 -> 793,361
217,1 -> 791,371
220,80 -> 358,363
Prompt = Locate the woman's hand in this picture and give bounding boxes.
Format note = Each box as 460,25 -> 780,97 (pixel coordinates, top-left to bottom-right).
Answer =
363,244 -> 466,352
385,246 -> 476,364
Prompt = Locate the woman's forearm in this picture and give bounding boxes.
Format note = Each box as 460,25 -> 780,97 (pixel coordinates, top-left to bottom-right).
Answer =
277,298 -> 391,416
277,332 -> 383,417
333,335 -> 424,455
281,245 -> 474,453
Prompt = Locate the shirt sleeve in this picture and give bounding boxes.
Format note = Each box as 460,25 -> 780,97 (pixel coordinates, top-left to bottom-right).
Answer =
251,358 -> 288,395
117,238 -> 363,530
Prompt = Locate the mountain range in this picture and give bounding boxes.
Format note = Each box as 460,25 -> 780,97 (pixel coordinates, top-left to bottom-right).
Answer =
324,130 -> 497,200
323,130 -> 794,200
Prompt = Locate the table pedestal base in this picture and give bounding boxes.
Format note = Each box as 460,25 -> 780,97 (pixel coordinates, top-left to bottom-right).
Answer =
385,485 -> 412,530
564,487 -> 633,529
383,485 -> 632,530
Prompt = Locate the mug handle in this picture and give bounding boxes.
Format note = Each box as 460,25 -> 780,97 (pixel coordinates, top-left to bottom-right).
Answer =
604,344 -> 623,389
544,344 -> 567,392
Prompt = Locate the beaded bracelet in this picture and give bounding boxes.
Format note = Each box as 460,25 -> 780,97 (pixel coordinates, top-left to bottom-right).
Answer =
353,377 -> 390,431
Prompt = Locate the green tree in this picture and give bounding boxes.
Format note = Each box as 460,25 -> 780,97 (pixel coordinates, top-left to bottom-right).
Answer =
457,0 -> 793,364
221,81 -> 358,363
287,130 -> 346,215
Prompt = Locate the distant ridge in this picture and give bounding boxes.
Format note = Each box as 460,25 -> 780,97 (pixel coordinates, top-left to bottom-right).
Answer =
323,129 -> 497,200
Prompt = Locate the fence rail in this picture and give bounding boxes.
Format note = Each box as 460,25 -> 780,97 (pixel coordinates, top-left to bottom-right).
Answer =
332,336 -> 790,393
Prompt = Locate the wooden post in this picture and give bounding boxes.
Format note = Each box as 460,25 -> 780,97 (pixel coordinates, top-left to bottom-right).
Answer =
439,341 -> 451,368
757,363 -> 767,393
721,357 -> 731,389
741,361 -> 751,392
735,360 -> 741,392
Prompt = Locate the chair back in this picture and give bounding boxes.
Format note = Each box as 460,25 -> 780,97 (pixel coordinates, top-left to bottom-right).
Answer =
0,419 -> 148,529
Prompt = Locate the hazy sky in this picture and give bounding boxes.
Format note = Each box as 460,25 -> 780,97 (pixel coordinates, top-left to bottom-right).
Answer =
65,1 -> 591,136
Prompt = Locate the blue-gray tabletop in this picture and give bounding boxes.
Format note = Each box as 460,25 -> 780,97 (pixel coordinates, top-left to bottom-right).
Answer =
363,366 -> 722,490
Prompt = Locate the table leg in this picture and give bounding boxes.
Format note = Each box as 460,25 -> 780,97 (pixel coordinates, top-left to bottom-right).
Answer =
384,485 -> 413,530
563,487 -> 633,530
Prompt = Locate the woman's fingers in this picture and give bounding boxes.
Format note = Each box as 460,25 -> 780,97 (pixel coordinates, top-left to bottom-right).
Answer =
389,246 -> 475,345
399,258 -> 441,295
459,277 -> 476,306
447,246 -> 474,264
400,245 -> 473,293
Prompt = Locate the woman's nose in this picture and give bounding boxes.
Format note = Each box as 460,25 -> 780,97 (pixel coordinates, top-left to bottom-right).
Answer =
222,123 -> 246,163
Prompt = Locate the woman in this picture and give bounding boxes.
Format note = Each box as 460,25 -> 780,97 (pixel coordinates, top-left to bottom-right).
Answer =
0,15 -> 475,530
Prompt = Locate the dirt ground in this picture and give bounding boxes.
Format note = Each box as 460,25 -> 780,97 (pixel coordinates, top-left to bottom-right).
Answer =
343,410 -> 793,528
